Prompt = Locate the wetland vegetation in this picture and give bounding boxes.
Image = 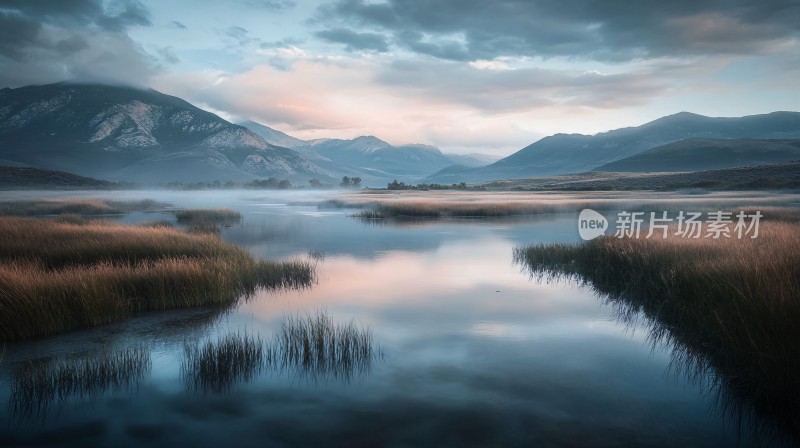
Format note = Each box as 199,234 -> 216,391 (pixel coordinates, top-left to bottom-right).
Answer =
0,211 -> 315,341
514,209 -> 800,444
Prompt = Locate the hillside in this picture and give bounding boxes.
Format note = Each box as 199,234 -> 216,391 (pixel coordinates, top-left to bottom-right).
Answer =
0,83 -> 328,182
594,138 -> 800,172
482,160 -> 800,191
426,111 -> 800,183
0,165 -> 118,189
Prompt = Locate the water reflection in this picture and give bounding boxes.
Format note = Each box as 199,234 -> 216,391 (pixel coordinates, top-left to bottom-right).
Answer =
514,251 -> 799,447
9,346 -> 151,425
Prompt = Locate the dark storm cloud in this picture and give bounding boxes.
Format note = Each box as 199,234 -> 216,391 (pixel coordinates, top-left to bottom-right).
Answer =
316,0 -> 800,61
0,0 -> 151,31
0,0 -> 156,87
0,11 -> 42,61
315,28 -> 390,53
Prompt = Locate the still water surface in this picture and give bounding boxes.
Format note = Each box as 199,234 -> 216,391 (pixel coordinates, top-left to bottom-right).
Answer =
0,191 -> 771,447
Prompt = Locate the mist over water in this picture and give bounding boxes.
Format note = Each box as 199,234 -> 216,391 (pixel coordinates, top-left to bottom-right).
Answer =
1,190 -> 795,447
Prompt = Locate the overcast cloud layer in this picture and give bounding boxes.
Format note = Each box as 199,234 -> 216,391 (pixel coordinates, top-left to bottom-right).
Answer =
1,0 -> 798,155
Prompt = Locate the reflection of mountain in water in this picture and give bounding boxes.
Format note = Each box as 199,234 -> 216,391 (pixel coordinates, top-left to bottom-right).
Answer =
514,249 -> 799,447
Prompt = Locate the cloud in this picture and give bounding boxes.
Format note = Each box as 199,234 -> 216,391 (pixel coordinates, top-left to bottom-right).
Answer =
152,52 -> 676,154
0,0 -> 156,87
315,28 -> 390,53
170,20 -> 187,29
374,58 -> 668,112
316,0 -> 800,62
244,0 -> 296,10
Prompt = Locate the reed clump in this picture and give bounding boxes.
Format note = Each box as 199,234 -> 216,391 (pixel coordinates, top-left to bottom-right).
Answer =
273,309 -> 375,380
182,332 -> 263,393
0,217 -> 315,341
181,310 -> 377,393
514,211 -> 800,440
174,208 -> 241,223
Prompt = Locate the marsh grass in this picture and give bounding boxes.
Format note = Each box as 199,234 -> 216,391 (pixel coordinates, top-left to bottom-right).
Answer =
181,310 -> 377,393
514,210 -> 800,443
0,217 -> 316,341
9,346 -> 151,424
0,199 -> 164,216
182,332 -> 264,393
272,309 -> 376,381
172,208 -> 242,234
337,193 -> 800,221
174,208 -> 241,224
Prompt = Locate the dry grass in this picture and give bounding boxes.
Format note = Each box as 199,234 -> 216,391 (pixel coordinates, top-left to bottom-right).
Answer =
514,211 -> 800,442
0,199 -> 164,216
325,191 -> 800,220
0,217 -> 316,341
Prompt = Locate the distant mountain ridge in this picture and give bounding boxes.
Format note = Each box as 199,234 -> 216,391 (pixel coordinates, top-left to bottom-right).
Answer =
426,111 -> 800,183
237,121 -> 498,183
594,138 -> 800,172
0,83 -> 328,182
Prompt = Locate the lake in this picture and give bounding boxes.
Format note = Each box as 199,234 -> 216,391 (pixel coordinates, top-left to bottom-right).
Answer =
0,190 -> 791,447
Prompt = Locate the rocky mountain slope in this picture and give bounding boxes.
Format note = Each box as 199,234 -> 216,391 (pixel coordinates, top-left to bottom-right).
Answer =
0,83 -> 328,182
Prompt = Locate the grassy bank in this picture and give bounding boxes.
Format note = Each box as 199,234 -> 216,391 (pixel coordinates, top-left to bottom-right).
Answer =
514,212 -> 800,441
0,198 -> 165,216
0,217 -> 315,341
323,191 -> 800,221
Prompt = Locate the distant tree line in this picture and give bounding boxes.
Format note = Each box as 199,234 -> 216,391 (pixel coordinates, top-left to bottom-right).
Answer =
160,177 -> 342,190
340,176 -> 362,188
386,180 -> 485,191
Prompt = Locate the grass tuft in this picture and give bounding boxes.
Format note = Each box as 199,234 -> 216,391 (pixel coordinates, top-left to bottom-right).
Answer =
182,332 -> 263,393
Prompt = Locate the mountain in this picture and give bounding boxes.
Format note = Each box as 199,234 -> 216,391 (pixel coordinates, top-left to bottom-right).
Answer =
481,160 -> 800,191
426,111 -> 800,183
237,119 -> 307,149
594,138 -> 800,172
235,121 -> 501,183
444,152 -> 500,167
0,83 -> 328,182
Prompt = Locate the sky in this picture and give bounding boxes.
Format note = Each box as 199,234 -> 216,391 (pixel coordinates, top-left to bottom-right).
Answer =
1,0 -> 799,156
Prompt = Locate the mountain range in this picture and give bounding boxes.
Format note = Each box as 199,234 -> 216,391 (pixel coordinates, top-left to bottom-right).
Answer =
2,82 -> 800,186
0,83 -> 326,183
425,111 -> 800,183
238,120 -> 497,183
